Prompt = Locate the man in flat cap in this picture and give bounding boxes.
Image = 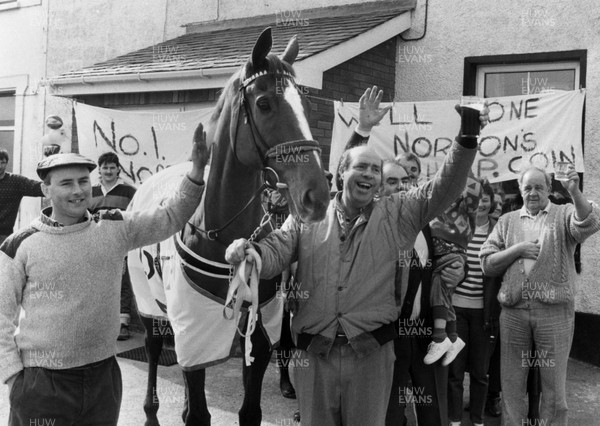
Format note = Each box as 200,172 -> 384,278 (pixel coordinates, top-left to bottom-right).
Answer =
0,126 -> 208,425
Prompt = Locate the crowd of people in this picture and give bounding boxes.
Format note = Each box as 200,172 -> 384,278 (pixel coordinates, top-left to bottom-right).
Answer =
227,86 -> 598,426
0,84 -> 597,426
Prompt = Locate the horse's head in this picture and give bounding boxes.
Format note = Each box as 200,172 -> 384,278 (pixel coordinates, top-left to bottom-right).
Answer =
209,28 -> 330,223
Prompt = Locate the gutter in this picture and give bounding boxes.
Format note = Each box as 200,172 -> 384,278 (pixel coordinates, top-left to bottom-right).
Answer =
47,66 -> 238,87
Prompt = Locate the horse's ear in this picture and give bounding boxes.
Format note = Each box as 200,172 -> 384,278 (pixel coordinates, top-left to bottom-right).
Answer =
281,35 -> 299,65
252,27 -> 272,70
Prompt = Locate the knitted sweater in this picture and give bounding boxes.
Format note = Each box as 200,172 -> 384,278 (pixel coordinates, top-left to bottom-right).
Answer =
480,202 -> 600,307
0,177 -> 203,384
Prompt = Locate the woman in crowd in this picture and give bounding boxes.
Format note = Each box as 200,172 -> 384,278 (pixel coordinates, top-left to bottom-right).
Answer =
447,181 -> 499,426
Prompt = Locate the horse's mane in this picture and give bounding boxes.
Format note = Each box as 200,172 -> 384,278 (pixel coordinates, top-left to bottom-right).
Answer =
209,54 -> 296,125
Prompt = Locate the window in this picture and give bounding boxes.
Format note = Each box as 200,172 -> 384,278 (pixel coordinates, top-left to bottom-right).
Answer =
0,92 -> 15,172
463,50 -> 586,204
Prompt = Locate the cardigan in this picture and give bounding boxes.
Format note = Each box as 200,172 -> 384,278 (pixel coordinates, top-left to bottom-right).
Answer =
480,202 -> 600,307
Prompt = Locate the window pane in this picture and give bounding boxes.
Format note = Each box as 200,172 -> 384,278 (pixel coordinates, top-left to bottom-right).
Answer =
484,68 -> 576,98
0,130 -> 14,172
0,93 -> 15,126
485,72 -> 529,97
527,70 -> 575,93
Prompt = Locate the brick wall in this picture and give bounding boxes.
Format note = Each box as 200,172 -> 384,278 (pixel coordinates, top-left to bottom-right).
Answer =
306,37 -> 397,167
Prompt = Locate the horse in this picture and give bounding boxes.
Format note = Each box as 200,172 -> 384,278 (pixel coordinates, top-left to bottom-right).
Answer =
127,27 -> 330,426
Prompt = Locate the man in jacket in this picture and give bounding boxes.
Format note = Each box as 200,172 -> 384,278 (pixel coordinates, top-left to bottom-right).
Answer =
226,96 -> 488,425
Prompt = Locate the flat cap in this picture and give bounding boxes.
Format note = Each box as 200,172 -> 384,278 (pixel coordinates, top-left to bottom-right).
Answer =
37,153 -> 97,179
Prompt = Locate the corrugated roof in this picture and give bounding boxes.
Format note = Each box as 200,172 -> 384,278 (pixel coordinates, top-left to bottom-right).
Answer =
54,8 -> 408,80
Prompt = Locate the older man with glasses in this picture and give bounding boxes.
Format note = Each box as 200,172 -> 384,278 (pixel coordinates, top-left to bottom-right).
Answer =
480,164 -> 599,425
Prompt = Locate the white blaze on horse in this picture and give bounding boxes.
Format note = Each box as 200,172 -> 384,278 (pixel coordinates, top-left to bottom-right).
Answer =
127,28 -> 330,426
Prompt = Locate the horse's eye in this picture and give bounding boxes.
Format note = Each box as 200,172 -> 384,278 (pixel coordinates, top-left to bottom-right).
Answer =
256,98 -> 271,112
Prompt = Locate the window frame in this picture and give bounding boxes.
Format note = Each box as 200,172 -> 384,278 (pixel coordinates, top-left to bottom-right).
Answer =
463,50 -> 587,95
0,75 -> 29,174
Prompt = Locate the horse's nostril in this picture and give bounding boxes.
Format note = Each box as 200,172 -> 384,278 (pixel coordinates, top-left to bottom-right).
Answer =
303,186 -> 328,210
302,189 -> 316,209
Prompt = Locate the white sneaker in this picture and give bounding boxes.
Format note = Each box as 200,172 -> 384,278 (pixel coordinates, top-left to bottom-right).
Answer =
442,337 -> 466,366
450,422 -> 461,426
423,337 -> 452,365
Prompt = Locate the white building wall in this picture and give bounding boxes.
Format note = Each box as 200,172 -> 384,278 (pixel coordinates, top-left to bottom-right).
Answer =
396,0 -> 600,314
4,0 -> 375,227
0,1 -> 48,226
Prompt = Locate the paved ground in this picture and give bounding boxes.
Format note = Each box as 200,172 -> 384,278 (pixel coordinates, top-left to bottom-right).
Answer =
1,331 -> 599,425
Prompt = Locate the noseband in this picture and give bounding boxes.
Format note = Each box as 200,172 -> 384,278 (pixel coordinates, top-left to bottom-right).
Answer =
189,70 -> 321,242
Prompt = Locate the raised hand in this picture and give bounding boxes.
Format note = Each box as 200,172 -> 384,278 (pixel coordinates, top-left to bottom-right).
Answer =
559,163 -> 580,194
358,85 -> 392,132
189,123 -> 209,182
454,100 -> 490,135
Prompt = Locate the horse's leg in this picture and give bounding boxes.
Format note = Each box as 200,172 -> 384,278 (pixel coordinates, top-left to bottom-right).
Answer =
239,316 -> 273,426
141,316 -> 163,426
181,368 -> 211,426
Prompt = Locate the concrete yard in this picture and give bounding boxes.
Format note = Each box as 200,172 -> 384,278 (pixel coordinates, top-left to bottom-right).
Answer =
1,331 -> 599,425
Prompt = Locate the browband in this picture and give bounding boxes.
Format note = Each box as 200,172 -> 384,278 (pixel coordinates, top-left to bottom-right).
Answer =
240,70 -> 296,90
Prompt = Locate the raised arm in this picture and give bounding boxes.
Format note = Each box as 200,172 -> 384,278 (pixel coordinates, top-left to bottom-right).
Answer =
560,165 -> 600,242
124,124 -> 209,250
395,105 -> 489,231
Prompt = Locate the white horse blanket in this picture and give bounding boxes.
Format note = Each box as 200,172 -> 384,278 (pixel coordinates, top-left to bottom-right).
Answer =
128,162 -> 283,369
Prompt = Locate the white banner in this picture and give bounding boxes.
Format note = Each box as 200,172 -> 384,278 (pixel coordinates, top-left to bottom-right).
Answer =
75,103 -> 213,186
330,90 -> 586,184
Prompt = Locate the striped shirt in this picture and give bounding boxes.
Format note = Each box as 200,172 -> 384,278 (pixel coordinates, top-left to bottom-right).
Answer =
453,222 -> 489,309
89,182 -> 136,214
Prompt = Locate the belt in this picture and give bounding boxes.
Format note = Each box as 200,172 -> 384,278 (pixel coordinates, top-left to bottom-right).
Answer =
333,334 -> 349,345
69,357 -> 114,370
296,321 -> 397,351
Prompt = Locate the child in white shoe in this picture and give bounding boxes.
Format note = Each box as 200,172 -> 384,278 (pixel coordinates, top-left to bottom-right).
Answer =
424,172 -> 481,366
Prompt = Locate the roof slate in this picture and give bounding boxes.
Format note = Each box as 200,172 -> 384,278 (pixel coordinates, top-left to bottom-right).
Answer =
54,8 -> 407,80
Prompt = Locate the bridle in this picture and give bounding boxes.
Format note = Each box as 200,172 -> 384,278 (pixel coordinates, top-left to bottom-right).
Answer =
187,69 -> 321,243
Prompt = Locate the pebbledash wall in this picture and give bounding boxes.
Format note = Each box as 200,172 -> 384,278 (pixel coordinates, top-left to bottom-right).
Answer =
398,0 -> 600,364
